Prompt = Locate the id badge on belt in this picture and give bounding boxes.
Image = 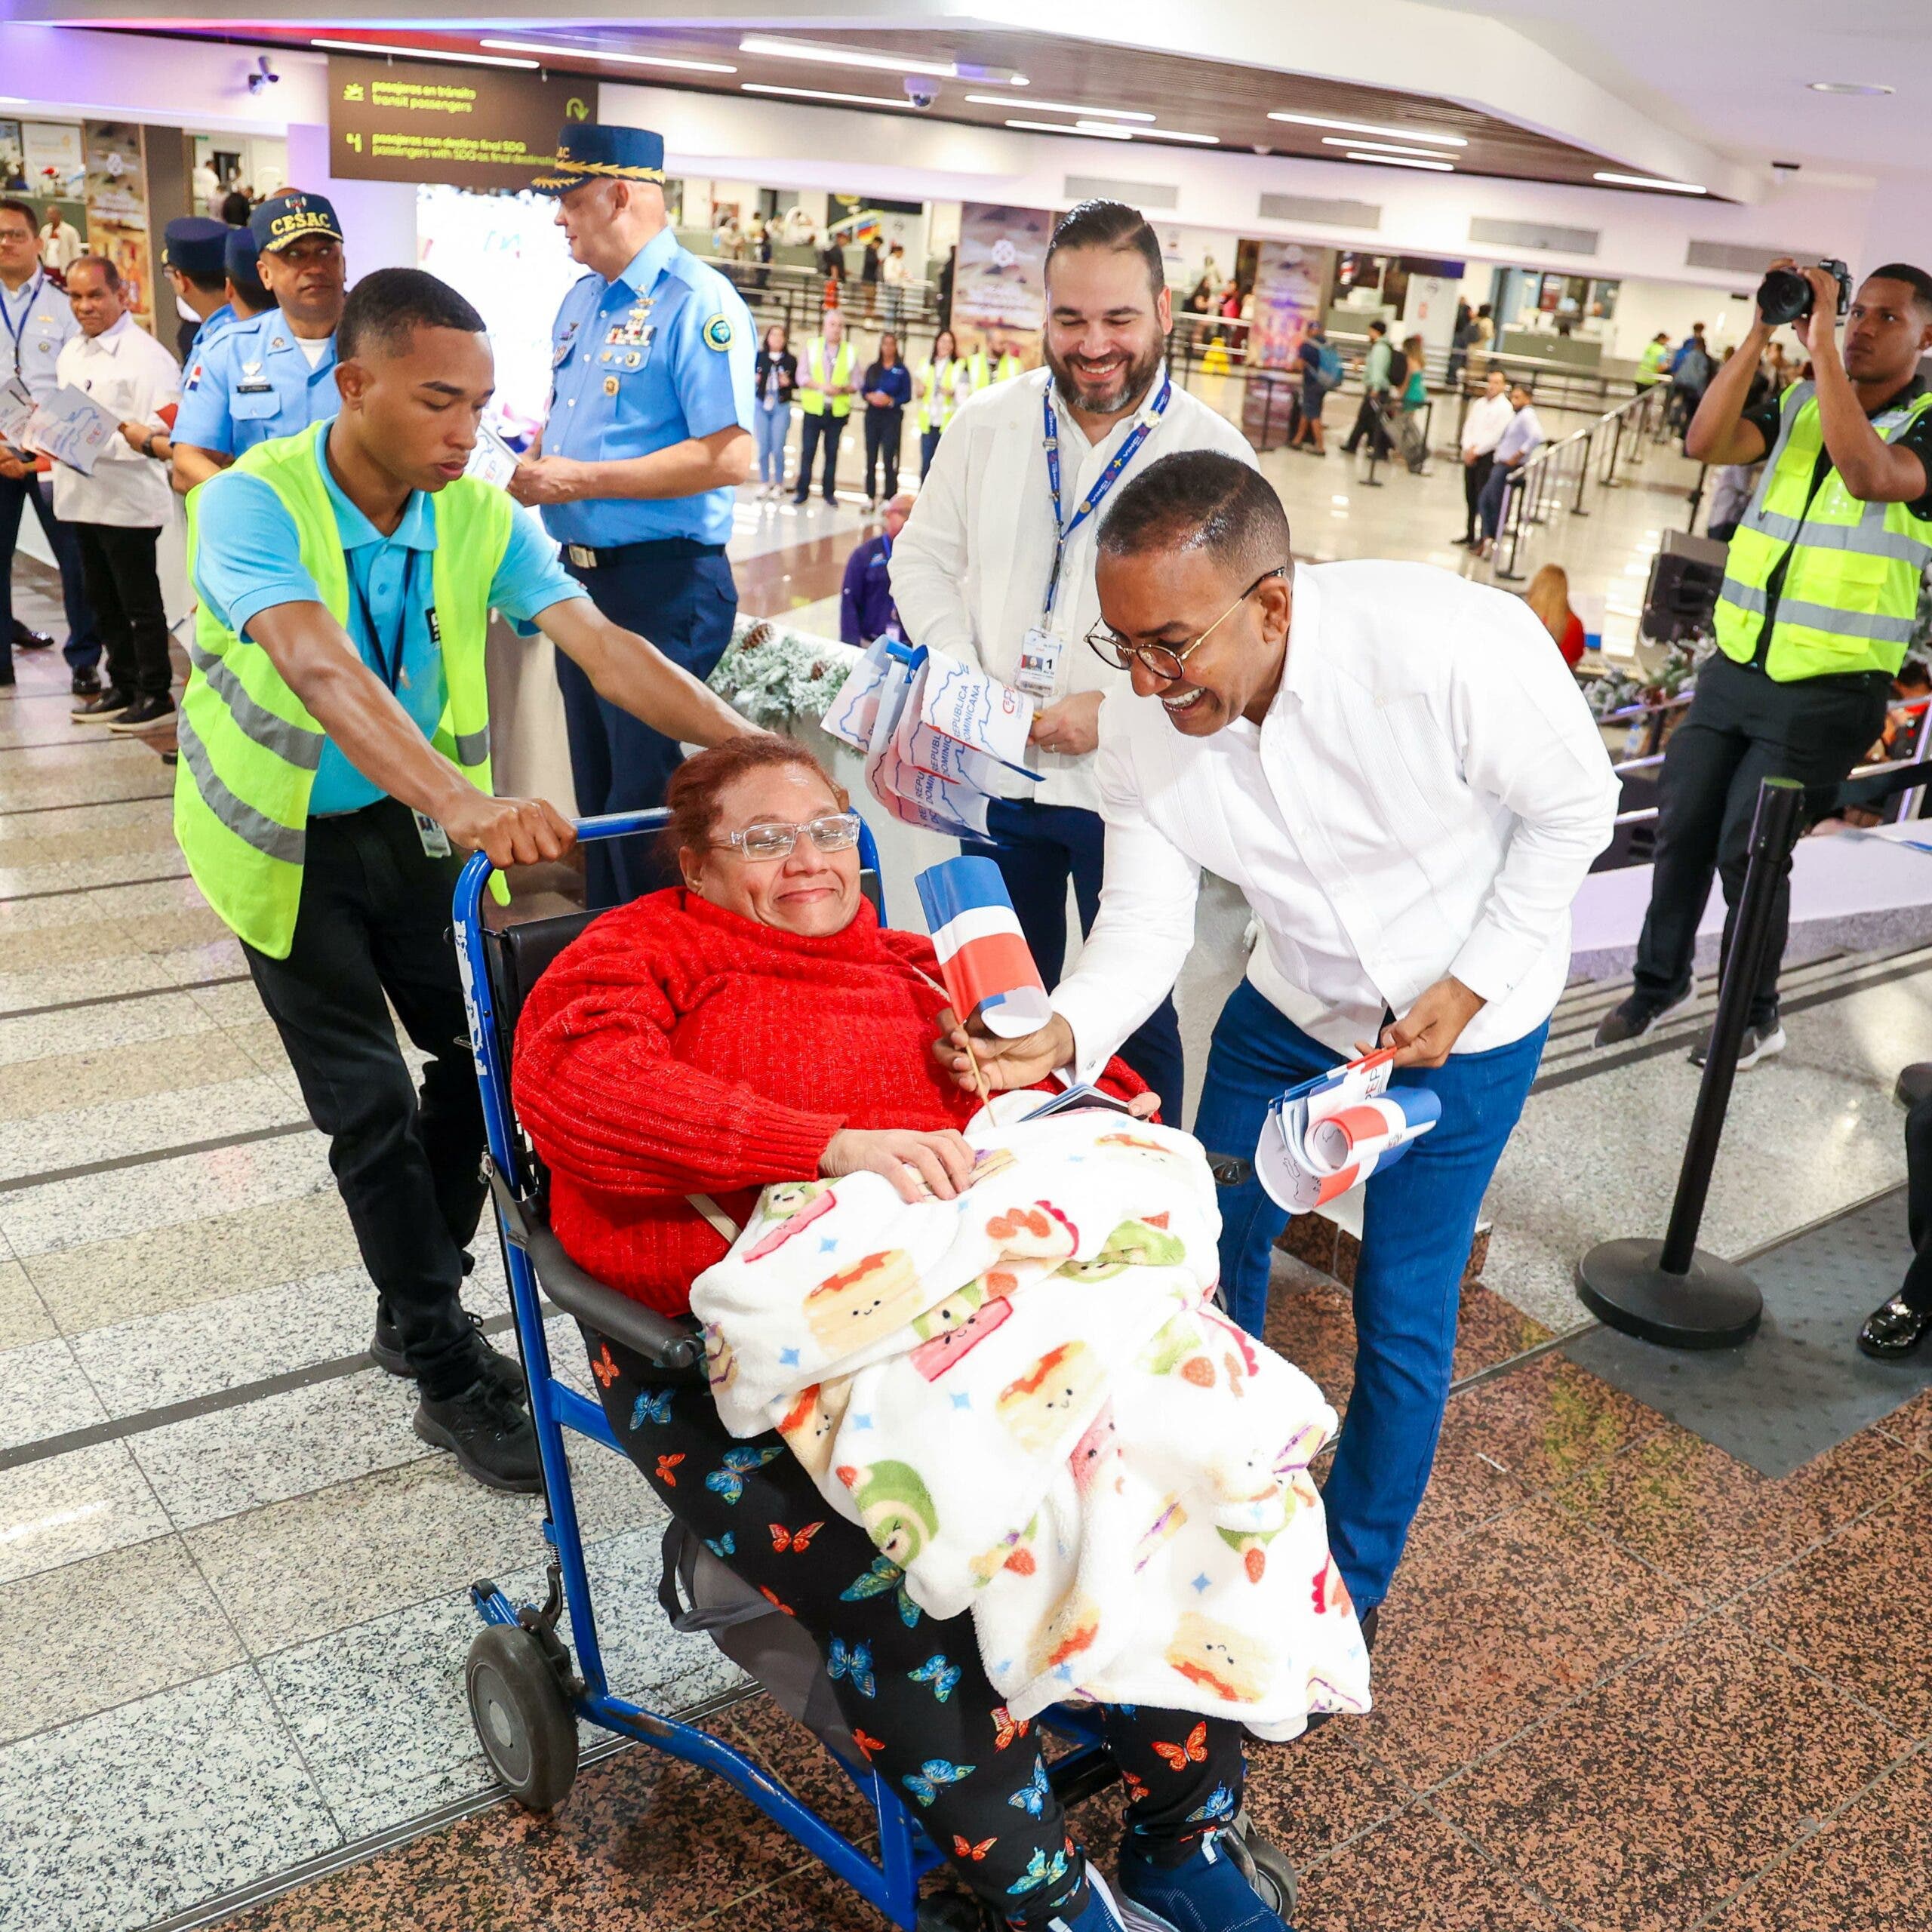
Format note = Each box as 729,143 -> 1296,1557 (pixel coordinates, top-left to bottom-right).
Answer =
412,811 -> 453,860
1015,626 -> 1062,701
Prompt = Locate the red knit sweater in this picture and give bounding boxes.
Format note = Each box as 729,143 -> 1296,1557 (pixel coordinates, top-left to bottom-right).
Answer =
512,890 -> 1144,1316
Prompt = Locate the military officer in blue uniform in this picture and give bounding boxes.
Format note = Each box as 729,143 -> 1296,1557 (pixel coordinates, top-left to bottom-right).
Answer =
162,215 -> 231,361
173,191 -> 346,492
0,194 -> 100,692
512,125 -> 756,906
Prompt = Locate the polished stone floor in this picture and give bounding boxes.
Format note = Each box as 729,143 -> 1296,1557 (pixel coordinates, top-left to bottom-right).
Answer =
7,411 -> 1931,1932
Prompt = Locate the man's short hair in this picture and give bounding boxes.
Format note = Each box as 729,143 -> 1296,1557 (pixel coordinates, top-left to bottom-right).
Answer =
1097,450 -> 1291,581
1045,200 -> 1164,303
1367,319 -> 1387,337
0,198 -> 36,233
68,254 -> 121,291
338,266 -> 485,362
1866,262 -> 1932,317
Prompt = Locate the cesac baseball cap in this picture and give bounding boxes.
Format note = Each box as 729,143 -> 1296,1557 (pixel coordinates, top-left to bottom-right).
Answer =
250,192 -> 345,254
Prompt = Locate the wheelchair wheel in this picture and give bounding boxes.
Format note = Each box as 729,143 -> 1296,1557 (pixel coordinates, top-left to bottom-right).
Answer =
1227,1814 -> 1298,1922
466,1623 -> 580,1812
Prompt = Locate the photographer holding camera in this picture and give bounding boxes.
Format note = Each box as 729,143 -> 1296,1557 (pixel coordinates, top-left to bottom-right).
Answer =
1596,258 -> 1932,1066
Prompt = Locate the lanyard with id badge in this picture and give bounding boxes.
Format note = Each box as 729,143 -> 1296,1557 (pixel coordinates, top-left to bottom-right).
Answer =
1016,371 -> 1173,703
348,550 -> 453,858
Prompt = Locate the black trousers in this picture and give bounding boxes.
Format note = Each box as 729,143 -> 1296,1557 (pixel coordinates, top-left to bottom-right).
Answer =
863,406 -> 903,500
592,1331 -> 1247,1924
794,411 -> 844,502
72,522 -> 169,697
1903,1093 -> 1932,1312
242,799 -> 488,1401
920,426 -> 942,479
561,543 -> 737,909
1341,393 -> 1392,457
0,470 -> 100,670
1631,652 -> 1890,1029
1462,452 -> 1494,542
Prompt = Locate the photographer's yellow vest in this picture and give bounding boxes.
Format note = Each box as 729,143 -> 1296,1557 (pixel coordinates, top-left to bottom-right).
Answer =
174,422 -> 512,959
1714,380 -> 1932,681
798,337 -> 854,417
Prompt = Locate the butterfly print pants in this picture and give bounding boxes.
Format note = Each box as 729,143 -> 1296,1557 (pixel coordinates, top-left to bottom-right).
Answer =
589,1329 -> 1248,1924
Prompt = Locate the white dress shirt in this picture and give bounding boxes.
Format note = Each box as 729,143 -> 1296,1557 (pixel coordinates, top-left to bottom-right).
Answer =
1460,391 -> 1515,458
49,315 -> 181,528
1051,561 -> 1622,1066
888,365 -> 1258,811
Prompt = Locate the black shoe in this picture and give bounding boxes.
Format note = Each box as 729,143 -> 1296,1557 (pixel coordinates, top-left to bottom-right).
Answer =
1859,1295 -> 1932,1360
1689,1021 -> 1786,1070
72,684 -> 132,720
1451,534 -> 1474,546
414,1377 -> 543,1492
107,693 -> 176,732
373,1297 -> 524,1403
1897,1063 -> 1932,1109
370,1306 -> 410,1377
70,665 -> 102,699
1592,987 -> 1694,1048
11,624 -> 52,651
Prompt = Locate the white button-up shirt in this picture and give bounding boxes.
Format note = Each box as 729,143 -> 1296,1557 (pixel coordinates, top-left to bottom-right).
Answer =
49,315 -> 181,528
1460,390 -> 1515,458
888,365 -> 1259,811
1051,561 -> 1622,1065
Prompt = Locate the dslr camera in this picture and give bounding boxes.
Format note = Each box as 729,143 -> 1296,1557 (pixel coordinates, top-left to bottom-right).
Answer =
1757,257 -> 1852,327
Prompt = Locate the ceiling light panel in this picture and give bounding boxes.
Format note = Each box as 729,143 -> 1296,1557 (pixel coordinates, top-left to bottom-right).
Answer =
1592,171 -> 1706,193
1006,118 -> 1131,139
1322,137 -> 1454,158
1269,111 -> 1466,148
1345,152 -> 1454,171
480,40 -> 738,74
742,82 -> 919,109
310,38 -> 539,68
964,94 -> 1152,120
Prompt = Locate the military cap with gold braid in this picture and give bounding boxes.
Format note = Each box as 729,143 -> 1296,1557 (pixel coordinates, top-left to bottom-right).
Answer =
531,123 -> 666,195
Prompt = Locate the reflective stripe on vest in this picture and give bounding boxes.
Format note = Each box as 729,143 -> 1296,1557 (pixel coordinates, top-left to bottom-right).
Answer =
1712,380 -> 1932,681
917,356 -> 961,434
173,421 -> 513,959
799,337 -> 853,417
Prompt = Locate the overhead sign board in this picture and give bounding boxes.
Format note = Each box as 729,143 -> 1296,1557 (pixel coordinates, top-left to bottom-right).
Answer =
328,54 -> 591,192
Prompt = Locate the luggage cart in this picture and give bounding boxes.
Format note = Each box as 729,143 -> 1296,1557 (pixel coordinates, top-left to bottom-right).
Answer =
453,810 -> 1297,1928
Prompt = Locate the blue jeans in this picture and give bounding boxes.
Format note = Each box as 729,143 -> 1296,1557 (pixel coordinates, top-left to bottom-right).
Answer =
920,426 -> 942,479
960,797 -> 1184,1123
1478,461 -> 1516,540
1192,981 -> 1547,1607
752,402 -> 790,486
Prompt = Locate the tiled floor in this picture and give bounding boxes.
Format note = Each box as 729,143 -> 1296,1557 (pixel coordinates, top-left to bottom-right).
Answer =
8,398 -> 1932,1932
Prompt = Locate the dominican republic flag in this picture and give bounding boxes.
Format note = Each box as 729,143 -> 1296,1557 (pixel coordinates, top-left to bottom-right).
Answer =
914,856 -> 1053,1038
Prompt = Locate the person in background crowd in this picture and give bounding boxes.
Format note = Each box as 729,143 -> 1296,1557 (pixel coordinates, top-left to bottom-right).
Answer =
859,233 -> 881,318
839,490 -> 912,646
967,334 -> 1023,391
1341,318 -> 1395,461
881,239 -> 909,331
891,200 -> 1259,1122
162,215 -> 231,361
178,268 -> 758,1492
509,123 -> 756,909
0,195 -> 101,694
1395,331 -> 1429,473
53,256 -> 180,732
916,325 -> 969,479
748,211 -> 771,291
219,188 -> 253,228
860,328 -> 912,510
752,321 -> 796,501
192,157 -> 221,216
1596,260 -> 1932,1069
1524,563 -> 1587,669
1669,321 -> 1714,432
1635,331 -> 1672,388
1454,367 -> 1514,548
173,191 -> 346,491
1475,383 -> 1545,557
1447,297 -> 1472,385
1290,320 -> 1338,457
37,203 -> 82,274
792,304 -> 854,506
1861,1084 -> 1932,1358
1469,300 -> 1496,371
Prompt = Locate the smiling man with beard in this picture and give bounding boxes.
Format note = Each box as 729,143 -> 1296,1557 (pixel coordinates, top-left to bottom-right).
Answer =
934,449 -> 1620,1632
891,201 -> 1255,1122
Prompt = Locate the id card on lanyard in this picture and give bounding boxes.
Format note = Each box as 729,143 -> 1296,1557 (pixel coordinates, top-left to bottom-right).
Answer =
0,274 -> 42,389
1019,372 -> 1172,700
348,551 -> 452,859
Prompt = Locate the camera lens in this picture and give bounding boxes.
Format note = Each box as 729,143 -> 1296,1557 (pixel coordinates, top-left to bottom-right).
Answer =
1757,267 -> 1812,326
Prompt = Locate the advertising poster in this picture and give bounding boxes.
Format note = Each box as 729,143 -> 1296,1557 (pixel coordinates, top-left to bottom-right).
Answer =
0,125 -> 24,193
1243,240 -> 1332,449
951,202 -> 1052,369
83,122 -> 153,337
23,122 -> 84,200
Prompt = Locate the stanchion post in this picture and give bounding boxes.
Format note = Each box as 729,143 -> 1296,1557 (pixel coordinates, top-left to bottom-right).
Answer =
1572,430 -> 1592,515
1574,775 -> 1806,1347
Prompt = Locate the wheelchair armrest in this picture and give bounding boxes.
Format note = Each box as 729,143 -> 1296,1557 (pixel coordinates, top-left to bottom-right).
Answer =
488,1164 -> 708,1376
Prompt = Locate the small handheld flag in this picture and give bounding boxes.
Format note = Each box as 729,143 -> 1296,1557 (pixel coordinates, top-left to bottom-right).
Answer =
1254,1050 -> 1441,1214
914,857 -> 1053,1040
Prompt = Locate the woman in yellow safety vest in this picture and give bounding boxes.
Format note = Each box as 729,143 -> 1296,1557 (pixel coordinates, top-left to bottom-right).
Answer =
792,307 -> 855,506
916,326 -> 971,480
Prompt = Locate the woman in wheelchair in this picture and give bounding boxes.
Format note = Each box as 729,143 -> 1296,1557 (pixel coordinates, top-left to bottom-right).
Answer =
514,738 -> 1294,1932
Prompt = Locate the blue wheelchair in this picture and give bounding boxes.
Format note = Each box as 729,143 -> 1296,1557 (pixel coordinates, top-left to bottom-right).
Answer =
452,811 -> 1298,1930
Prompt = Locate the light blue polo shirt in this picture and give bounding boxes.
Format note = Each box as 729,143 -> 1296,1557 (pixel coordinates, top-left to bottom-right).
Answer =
175,309 -> 340,457
541,225 -> 755,549
191,423 -> 588,815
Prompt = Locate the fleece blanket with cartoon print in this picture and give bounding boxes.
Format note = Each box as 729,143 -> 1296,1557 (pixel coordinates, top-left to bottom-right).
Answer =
687,1109 -> 1373,1737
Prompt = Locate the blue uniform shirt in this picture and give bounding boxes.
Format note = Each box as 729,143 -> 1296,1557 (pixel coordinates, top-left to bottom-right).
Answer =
190,423 -> 588,815
541,226 -> 755,549
186,301 -> 237,365
175,309 -> 340,458
0,273 -> 78,406
839,532 -> 900,647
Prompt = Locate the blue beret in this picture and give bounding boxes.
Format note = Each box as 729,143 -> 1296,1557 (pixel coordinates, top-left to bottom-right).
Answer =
531,123 -> 666,195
